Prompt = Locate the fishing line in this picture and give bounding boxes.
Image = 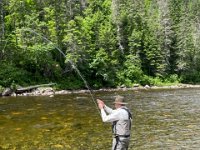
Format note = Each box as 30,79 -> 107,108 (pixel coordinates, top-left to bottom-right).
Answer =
21,28 -> 101,116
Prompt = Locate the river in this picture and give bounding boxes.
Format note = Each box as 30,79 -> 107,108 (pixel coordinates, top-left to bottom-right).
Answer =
0,88 -> 200,149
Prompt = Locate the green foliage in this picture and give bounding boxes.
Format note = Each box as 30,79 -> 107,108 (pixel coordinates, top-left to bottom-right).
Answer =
89,48 -> 117,87
181,71 -> 200,84
164,74 -> 180,84
55,76 -> 84,90
0,63 -> 32,87
140,75 -> 162,86
0,85 -> 5,93
116,55 -> 143,87
140,74 -> 180,86
0,0 -> 199,89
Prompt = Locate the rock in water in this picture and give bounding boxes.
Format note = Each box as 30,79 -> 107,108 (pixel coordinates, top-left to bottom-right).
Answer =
2,88 -> 12,96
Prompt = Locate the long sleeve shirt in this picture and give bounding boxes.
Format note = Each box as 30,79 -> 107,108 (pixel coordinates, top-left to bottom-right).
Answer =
100,105 -> 130,123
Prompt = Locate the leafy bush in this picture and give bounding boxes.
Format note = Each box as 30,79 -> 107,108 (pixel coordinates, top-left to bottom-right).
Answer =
181,72 -> 200,83
55,75 -> 84,90
140,74 -> 180,86
116,55 -> 143,87
164,74 -> 180,84
0,63 -> 32,87
0,85 -> 4,93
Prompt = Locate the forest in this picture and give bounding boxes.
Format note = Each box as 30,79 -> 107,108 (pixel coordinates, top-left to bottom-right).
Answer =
0,0 -> 200,90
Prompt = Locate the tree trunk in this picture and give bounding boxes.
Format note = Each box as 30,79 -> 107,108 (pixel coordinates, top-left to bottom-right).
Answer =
0,0 -> 5,40
111,0 -> 124,54
16,83 -> 56,94
80,0 -> 87,13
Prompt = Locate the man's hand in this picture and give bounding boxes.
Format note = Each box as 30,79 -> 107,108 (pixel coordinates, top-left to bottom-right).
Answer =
97,99 -> 105,109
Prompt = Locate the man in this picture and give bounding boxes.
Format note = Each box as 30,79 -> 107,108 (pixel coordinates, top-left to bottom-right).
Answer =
97,95 -> 132,150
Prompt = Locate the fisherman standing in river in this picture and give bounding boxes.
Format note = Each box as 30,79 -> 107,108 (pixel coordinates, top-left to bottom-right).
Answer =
97,95 -> 132,150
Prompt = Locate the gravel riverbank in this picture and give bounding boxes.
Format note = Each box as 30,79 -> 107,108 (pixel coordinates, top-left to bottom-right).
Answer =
1,84 -> 200,97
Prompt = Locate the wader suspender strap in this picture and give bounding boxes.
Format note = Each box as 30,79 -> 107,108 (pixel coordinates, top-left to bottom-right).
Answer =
114,136 -> 129,150
112,121 -> 117,134
114,136 -> 119,150
122,108 -> 132,130
122,108 -> 132,119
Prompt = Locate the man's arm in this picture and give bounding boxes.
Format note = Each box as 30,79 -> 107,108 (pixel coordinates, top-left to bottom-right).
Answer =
97,99 -> 113,114
100,109 -> 120,122
97,99 -> 120,122
104,105 -> 113,114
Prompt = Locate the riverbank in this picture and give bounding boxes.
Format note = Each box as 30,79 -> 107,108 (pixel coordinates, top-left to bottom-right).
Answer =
2,83 -> 199,97
56,84 -> 200,94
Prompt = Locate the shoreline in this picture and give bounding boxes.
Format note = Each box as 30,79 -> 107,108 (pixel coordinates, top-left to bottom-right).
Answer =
55,84 -> 200,94
1,84 -> 200,97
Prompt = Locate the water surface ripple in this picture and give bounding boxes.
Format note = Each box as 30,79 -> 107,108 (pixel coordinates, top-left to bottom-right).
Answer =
0,88 -> 200,149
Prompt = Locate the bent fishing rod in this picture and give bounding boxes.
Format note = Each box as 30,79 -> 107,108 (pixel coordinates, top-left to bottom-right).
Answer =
22,28 -> 101,116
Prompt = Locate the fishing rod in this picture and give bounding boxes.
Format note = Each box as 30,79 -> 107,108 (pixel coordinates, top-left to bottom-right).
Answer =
21,28 -> 101,116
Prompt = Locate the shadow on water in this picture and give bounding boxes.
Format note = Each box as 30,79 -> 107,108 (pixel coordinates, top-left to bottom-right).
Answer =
1,88 -> 200,149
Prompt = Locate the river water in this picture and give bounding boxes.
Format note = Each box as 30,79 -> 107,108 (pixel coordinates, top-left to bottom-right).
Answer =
0,88 -> 200,149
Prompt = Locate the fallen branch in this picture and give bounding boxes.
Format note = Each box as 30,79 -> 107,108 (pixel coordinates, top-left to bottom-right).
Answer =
16,83 -> 56,94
